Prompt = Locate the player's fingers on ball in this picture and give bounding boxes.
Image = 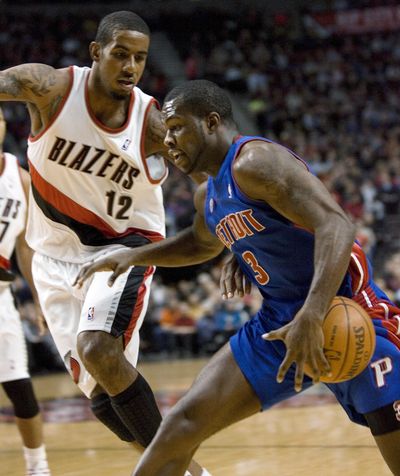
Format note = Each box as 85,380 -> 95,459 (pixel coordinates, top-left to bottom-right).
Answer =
307,356 -> 321,383
318,351 -> 332,374
294,364 -> 305,392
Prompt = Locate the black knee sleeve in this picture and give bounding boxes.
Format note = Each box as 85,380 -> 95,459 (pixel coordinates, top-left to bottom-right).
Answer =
364,401 -> 400,436
91,393 -> 134,443
111,373 -> 162,448
2,378 -> 39,419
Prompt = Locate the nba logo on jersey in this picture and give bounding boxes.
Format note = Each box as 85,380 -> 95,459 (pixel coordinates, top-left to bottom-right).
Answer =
87,306 -> 95,321
394,401 -> 400,422
121,138 -> 131,151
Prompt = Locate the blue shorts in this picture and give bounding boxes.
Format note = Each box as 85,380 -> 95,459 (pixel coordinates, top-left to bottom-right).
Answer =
230,307 -> 400,427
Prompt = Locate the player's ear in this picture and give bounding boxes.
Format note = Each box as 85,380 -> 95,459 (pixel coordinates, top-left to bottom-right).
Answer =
206,112 -> 220,133
89,41 -> 101,62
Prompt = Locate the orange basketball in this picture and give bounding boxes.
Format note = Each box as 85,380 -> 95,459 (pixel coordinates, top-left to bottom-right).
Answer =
305,296 -> 376,383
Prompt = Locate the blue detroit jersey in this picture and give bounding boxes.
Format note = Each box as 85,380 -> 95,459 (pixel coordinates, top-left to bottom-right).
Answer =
207,136 -> 400,419
205,135 -> 352,306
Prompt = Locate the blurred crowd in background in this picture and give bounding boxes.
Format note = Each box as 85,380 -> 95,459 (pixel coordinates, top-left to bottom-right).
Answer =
2,1 -> 400,371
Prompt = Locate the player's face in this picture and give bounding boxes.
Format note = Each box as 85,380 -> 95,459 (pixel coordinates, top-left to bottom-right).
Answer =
94,30 -> 149,99
162,100 -> 208,175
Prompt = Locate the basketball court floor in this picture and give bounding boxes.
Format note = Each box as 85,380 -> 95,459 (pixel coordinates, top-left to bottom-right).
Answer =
0,358 -> 392,475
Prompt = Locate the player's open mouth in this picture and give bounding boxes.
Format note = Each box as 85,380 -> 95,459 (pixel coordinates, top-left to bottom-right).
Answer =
169,150 -> 187,166
118,79 -> 135,90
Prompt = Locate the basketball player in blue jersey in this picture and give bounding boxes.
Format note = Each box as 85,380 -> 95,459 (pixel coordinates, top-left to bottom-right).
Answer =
76,80 -> 400,475
0,11 -> 206,476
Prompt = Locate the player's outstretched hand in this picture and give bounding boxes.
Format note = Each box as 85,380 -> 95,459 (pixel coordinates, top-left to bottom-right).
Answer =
220,253 -> 251,299
262,312 -> 331,392
74,248 -> 134,288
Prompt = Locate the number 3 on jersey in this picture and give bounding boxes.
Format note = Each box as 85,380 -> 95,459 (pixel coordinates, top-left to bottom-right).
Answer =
242,250 -> 269,285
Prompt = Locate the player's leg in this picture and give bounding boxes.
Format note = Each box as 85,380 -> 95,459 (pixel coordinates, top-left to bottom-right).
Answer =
77,266 -> 207,475
133,342 -> 261,476
329,330 -> 400,476
2,379 -> 50,475
0,286 -> 50,475
31,254 -> 146,450
371,427 -> 400,475
133,308 -> 312,476
76,265 -> 163,447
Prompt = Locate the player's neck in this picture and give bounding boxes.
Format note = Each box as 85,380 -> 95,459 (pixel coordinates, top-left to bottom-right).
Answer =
87,75 -> 131,129
87,89 -> 131,129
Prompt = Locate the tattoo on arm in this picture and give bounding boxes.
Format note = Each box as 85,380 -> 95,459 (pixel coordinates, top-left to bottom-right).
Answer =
0,72 -> 21,97
48,94 -> 63,119
0,64 -> 57,100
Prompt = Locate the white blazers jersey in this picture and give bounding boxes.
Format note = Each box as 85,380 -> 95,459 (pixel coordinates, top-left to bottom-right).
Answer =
0,153 -> 27,272
26,66 -> 167,263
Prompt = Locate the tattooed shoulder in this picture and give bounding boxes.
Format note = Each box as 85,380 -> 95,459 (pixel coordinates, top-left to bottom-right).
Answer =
0,64 -> 60,100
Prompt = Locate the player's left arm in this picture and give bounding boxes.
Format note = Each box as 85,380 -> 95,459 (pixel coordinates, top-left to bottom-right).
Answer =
233,141 -> 356,389
14,168 -> 46,334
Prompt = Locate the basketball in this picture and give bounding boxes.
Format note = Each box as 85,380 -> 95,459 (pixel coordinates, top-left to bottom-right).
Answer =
305,296 -> 376,383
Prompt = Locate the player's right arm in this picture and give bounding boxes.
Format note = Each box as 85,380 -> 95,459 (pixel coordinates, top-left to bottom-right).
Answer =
75,182 -> 224,287
0,64 -> 70,129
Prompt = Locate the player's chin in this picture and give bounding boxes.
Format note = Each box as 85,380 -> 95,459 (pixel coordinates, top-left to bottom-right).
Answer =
110,87 -> 132,100
174,157 -> 195,175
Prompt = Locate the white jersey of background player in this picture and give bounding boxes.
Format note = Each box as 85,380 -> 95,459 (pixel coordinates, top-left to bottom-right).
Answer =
0,106 -> 50,475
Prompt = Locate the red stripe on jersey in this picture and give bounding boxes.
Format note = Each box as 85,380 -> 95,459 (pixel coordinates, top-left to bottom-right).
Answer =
69,357 -> 81,385
29,161 -> 164,242
351,284 -> 400,350
381,321 -> 400,349
348,242 -> 369,294
0,255 -> 10,269
124,266 -> 155,346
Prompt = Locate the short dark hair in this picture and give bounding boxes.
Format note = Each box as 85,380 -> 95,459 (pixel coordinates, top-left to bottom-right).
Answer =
95,11 -> 150,45
165,80 -> 235,124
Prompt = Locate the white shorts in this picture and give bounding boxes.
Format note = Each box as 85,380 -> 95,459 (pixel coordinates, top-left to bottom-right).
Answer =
0,286 -> 29,383
31,252 -> 154,397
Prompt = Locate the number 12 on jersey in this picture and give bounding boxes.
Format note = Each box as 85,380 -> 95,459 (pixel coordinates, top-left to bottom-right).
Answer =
105,190 -> 133,220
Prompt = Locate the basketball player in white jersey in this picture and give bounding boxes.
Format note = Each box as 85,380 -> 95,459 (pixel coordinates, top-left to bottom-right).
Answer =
0,107 -> 51,475
0,11 -> 207,475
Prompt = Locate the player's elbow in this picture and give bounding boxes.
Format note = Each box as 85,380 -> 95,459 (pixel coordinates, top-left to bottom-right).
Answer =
330,211 -> 357,244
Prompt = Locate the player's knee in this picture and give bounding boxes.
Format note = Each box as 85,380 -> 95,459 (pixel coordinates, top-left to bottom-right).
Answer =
2,378 -> 40,419
158,405 -> 203,450
77,331 -> 120,370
